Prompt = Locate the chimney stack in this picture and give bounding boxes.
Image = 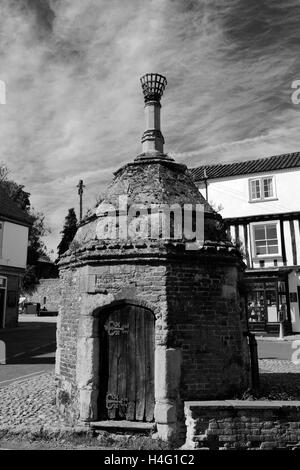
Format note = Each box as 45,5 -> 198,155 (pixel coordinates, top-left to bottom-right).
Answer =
140,73 -> 167,156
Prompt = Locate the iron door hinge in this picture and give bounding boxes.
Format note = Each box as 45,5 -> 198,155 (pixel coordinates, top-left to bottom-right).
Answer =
105,321 -> 129,336
106,393 -> 128,410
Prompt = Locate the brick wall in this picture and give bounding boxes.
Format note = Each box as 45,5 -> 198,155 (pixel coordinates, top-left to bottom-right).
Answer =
166,258 -> 250,400
184,401 -> 300,450
55,268 -> 81,423
57,255 -> 249,393
27,278 -> 61,311
56,261 -> 168,423
56,250 -> 250,426
58,261 -> 167,373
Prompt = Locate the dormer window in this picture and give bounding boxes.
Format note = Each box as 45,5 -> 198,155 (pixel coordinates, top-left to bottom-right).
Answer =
249,176 -> 275,202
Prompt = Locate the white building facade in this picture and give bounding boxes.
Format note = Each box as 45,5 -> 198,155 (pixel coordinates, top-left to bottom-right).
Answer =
0,186 -> 31,328
191,152 -> 300,334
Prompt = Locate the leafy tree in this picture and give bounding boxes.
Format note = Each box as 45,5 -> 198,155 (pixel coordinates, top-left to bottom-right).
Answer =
27,211 -> 48,264
21,265 -> 39,295
3,181 -> 30,211
57,208 -> 78,257
0,163 -> 8,182
0,165 -> 30,210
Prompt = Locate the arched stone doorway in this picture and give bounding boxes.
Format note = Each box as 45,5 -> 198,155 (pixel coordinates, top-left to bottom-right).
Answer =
98,302 -> 155,422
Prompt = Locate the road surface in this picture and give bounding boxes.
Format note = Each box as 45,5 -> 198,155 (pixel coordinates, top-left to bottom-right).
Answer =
257,337 -> 299,361
0,315 -> 56,386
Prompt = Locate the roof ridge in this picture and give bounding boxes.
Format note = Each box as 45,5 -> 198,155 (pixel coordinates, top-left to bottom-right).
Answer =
190,151 -> 300,171
190,151 -> 300,180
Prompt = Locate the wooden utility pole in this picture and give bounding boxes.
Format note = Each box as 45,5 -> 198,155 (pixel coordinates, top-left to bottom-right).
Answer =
203,168 -> 208,201
77,179 -> 85,222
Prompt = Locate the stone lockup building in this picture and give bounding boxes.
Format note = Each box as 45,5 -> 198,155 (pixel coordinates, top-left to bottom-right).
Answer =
56,73 -> 250,441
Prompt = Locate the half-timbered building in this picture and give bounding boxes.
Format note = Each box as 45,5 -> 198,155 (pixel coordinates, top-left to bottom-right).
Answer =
191,153 -> 300,334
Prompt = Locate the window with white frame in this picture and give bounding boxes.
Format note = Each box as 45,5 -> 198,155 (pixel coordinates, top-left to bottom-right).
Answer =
249,176 -> 275,201
252,222 -> 280,257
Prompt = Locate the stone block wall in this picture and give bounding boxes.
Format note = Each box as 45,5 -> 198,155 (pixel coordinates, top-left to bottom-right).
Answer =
184,401 -> 300,450
27,278 -> 61,311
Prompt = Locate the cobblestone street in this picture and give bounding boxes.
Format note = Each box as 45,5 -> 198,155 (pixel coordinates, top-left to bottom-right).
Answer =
0,372 -> 62,431
257,359 -> 300,401
0,357 -> 300,433
0,319 -> 300,432
259,359 -> 300,373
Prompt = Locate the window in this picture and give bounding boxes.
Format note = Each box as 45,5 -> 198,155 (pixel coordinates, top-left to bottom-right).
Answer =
249,176 -> 275,201
252,222 -> 280,257
250,179 -> 261,200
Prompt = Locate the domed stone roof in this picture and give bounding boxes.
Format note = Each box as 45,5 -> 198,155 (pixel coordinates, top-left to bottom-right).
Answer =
59,74 -> 238,262
71,155 -> 229,251
104,159 -> 210,209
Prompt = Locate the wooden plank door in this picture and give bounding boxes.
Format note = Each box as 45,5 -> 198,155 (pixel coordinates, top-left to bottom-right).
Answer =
102,304 -> 154,422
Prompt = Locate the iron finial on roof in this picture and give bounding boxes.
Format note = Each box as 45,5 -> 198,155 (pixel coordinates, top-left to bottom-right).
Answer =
140,73 -> 167,103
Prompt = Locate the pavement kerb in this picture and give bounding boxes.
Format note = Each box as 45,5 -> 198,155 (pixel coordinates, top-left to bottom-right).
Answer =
255,334 -> 300,341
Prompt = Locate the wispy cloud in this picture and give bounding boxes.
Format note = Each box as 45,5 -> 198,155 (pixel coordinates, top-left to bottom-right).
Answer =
1,0 -> 300,254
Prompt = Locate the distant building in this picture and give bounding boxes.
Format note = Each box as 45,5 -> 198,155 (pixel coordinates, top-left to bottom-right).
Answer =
0,186 -> 32,328
191,152 -> 300,334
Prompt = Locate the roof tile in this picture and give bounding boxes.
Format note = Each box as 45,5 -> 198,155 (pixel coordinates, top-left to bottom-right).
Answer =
190,152 -> 300,181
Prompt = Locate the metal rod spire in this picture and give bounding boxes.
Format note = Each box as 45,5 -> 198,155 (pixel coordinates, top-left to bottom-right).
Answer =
77,179 -> 85,222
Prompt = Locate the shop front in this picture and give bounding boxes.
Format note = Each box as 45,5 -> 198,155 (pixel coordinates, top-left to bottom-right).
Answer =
245,269 -> 292,335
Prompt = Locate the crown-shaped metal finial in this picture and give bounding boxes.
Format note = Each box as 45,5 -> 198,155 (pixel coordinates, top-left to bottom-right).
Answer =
140,73 -> 167,103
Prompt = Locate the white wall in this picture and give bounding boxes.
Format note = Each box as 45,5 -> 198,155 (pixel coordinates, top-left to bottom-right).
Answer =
198,168 -> 300,218
196,167 -> 300,332
0,221 -> 28,269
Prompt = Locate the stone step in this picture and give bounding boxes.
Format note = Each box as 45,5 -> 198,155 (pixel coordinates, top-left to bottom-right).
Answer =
90,420 -> 156,434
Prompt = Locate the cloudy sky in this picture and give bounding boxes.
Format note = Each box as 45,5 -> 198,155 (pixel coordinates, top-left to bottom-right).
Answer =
1,0 -> 300,256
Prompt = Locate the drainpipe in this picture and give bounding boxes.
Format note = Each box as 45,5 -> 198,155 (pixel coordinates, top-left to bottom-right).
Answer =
248,332 -> 260,390
244,286 -> 259,390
